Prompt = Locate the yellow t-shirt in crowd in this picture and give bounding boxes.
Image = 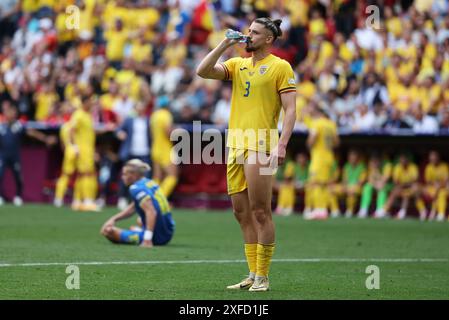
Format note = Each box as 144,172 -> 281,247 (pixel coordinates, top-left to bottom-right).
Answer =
104,29 -> 128,61
163,43 -> 187,68
35,91 -> 58,121
130,41 -> 153,63
99,93 -> 119,111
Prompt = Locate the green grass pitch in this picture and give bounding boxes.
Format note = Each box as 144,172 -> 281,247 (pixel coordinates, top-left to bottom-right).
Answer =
0,204 -> 448,299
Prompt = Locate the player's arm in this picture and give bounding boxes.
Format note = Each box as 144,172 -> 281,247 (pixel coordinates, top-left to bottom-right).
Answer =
196,38 -> 238,80
26,129 -> 57,146
115,119 -> 128,141
306,128 -> 317,149
139,198 -> 158,248
68,122 -> 79,155
100,203 -> 135,235
270,91 -> 296,167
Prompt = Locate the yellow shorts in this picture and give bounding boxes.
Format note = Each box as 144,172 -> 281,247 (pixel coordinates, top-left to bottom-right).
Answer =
331,183 -> 344,196
226,148 -> 272,195
152,150 -> 173,168
227,148 -> 249,195
309,161 -> 333,184
62,146 -> 77,175
423,186 -> 437,198
400,187 -> 415,197
76,148 -> 95,174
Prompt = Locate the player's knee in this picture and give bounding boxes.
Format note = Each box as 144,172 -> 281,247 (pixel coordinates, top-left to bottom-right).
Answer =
233,209 -> 250,225
102,226 -> 113,237
252,207 -> 271,225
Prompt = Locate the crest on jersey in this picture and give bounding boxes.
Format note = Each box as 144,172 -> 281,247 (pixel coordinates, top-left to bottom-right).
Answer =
259,65 -> 268,75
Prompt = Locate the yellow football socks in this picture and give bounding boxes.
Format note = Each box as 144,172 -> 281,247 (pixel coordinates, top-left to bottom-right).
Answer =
416,198 -> 426,213
256,243 -> 275,277
347,194 -> 356,213
313,186 -> 329,210
436,189 -> 447,217
73,177 -> 82,203
244,243 -> 257,275
55,174 -> 69,201
160,175 -> 178,197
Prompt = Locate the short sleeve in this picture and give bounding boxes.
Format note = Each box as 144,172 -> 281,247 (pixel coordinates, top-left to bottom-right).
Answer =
276,61 -> 296,95
221,57 -> 241,81
129,185 -> 152,206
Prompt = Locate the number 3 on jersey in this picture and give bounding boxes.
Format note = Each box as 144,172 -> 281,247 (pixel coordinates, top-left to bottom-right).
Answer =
243,81 -> 250,97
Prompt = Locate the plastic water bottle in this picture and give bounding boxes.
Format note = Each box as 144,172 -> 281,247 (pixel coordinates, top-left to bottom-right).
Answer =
225,29 -> 249,43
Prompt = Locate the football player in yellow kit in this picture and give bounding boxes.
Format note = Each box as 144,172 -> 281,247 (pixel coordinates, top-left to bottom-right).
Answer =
306,105 -> 339,220
54,122 -> 81,208
197,18 -> 296,291
416,151 -> 448,221
68,96 -> 98,211
384,153 -> 420,220
150,97 -> 178,198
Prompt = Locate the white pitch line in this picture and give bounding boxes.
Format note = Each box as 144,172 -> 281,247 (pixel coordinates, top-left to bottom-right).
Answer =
0,258 -> 448,268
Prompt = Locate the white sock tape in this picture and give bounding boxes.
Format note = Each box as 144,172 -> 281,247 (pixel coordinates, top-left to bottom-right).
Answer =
143,230 -> 153,241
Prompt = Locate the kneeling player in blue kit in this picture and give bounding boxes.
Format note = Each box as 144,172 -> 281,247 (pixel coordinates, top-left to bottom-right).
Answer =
100,159 -> 175,247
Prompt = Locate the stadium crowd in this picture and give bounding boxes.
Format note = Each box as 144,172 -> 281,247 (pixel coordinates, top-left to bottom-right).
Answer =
1,0 -> 449,218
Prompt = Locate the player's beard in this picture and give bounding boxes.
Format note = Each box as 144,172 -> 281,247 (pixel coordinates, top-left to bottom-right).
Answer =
245,41 -> 257,52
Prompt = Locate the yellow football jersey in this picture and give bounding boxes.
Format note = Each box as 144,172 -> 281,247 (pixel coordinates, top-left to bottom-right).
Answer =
150,109 -> 173,151
35,91 -> 58,121
425,163 -> 449,184
309,118 -> 338,166
222,54 -> 296,152
59,122 -> 71,147
69,108 -> 95,150
392,163 -> 419,184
